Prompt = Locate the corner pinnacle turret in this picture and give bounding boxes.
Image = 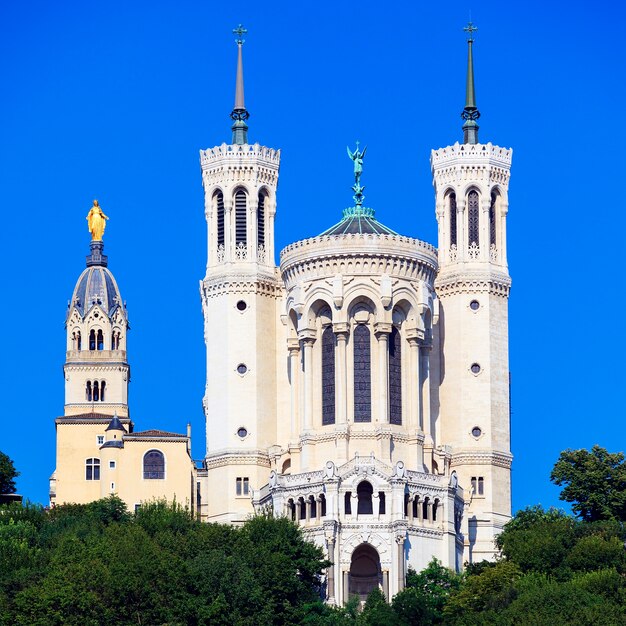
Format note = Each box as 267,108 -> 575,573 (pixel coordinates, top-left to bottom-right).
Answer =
461,22 -> 480,144
230,24 -> 249,145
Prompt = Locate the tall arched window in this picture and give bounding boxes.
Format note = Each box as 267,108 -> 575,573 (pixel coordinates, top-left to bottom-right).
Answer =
215,191 -> 225,248
97,329 -> 104,351
89,329 -> 96,351
93,380 -> 100,402
86,381 -> 92,402
321,325 -> 336,425
448,191 -> 457,247
357,481 -> 373,515
235,189 -> 247,246
468,190 -> 479,246
77,331 -> 81,351
100,380 -> 106,402
257,191 -> 266,249
389,326 -> 402,425
490,191 -> 497,247
85,458 -> 100,480
143,450 -> 165,479
353,324 -> 371,422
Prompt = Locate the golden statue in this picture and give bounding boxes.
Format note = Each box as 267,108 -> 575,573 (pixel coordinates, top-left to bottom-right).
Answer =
86,200 -> 109,241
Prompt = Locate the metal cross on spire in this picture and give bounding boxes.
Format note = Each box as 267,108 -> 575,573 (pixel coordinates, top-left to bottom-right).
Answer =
463,21 -> 478,43
233,24 -> 247,45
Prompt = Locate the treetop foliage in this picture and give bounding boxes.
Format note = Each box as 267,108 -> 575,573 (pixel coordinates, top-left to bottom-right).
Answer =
0,451 -> 19,495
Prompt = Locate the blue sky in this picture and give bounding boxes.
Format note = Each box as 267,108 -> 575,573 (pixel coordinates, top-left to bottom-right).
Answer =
1,0 -> 624,510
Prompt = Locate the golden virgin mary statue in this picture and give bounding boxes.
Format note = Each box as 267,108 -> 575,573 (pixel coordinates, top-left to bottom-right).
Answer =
86,200 -> 109,241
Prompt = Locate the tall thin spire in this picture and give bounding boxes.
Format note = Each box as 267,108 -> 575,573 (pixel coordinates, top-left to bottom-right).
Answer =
230,24 -> 249,145
461,22 -> 480,144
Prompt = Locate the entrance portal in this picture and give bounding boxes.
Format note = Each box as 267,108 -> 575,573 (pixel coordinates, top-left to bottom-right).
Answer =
348,544 -> 381,602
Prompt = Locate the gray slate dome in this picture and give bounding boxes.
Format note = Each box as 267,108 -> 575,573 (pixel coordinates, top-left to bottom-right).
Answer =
68,241 -> 125,321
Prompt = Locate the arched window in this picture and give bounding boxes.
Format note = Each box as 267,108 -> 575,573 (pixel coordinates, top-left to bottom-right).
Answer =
357,481 -> 373,515
287,498 -> 295,521
89,329 -> 96,351
97,329 -> 104,351
298,496 -> 306,520
77,331 -> 81,351
321,325 -> 336,425
143,450 -> 165,479
309,495 -> 317,519
93,380 -> 99,402
433,498 -> 440,522
448,191 -> 457,247
389,326 -> 402,425
85,458 -> 100,480
412,496 -> 419,519
257,191 -> 266,249
100,380 -> 106,402
215,191 -> 225,248
353,324 -> 371,422
319,494 -> 327,517
468,190 -> 479,246
112,331 -> 120,350
235,189 -> 247,246
489,191 -> 497,247
422,496 -> 430,521
86,381 -> 92,402
378,492 -> 386,515
344,491 -> 352,515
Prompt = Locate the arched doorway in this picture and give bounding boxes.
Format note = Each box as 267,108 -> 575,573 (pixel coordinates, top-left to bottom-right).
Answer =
349,543 -> 381,602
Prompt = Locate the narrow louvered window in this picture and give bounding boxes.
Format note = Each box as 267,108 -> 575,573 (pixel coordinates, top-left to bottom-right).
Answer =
389,326 -> 402,425
468,190 -> 479,246
449,192 -> 457,247
490,192 -> 497,247
321,326 -> 335,425
216,192 -> 225,247
353,324 -> 371,422
257,192 -> 266,248
235,190 -> 247,245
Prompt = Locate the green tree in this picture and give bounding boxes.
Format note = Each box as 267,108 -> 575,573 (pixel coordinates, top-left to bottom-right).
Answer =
0,451 -> 19,494
550,445 -> 626,522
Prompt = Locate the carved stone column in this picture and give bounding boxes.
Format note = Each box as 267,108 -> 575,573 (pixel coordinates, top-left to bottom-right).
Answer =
480,198 -> 491,261
406,333 -> 421,429
421,345 -> 432,442
287,338 -> 300,440
457,199 -> 466,262
334,323 -> 349,425
382,570 -> 389,600
305,498 -> 311,524
374,322 -> 391,424
223,198 -> 233,262
295,499 -> 302,524
299,333 -> 316,431
343,570 -> 350,605
324,521 -> 338,603
395,531 -> 406,592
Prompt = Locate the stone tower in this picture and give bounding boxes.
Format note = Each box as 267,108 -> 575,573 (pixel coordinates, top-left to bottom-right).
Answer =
51,226 -> 131,504
431,24 -> 513,562
199,26 -> 283,522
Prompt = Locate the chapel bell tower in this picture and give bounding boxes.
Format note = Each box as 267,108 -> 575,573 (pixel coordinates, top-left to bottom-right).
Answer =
199,25 -> 282,523
431,24 -> 513,562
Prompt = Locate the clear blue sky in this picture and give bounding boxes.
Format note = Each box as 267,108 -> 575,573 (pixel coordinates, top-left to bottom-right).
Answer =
1,0 -> 624,510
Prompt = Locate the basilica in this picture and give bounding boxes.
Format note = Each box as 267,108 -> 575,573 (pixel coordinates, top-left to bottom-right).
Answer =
50,24 -> 513,605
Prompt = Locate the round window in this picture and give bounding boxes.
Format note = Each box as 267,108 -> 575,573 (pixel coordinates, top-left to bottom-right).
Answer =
472,426 -> 482,438
237,427 -> 248,439
470,300 -> 480,311
237,363 -> 248,375
236,300 -> 247,311
471,363 -> 481,374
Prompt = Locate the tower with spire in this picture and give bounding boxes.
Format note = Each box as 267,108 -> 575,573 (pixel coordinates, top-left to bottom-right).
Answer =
198,26 -> 283,523
431,24 -> 513,561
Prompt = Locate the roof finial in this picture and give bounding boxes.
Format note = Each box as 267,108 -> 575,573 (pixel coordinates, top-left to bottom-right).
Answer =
461,21 -> 480,144
230,24 -> 249,145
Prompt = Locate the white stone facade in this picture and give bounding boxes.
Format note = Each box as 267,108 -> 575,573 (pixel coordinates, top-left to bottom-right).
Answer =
197,130 -> 513,603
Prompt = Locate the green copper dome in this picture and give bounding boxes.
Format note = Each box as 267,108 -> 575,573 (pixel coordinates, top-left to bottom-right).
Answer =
319,206 -> 398,236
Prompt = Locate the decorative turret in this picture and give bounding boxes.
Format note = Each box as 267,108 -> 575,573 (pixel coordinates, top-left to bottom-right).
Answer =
431,24 -> 513,563
461,22 -> 480,145
64,203 -> 131,418
230,24 -> 249,145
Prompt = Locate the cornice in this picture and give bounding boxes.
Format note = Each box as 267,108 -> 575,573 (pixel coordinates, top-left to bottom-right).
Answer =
200,274 -> 284,299
435,267 -> 511,298
451,450 -> 513,469
204,449 -> 271,469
